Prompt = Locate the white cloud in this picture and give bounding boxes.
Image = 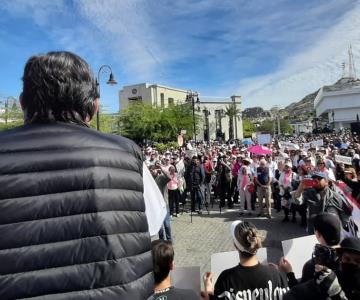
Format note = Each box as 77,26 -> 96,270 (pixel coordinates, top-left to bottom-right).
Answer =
238,2 -> 360,109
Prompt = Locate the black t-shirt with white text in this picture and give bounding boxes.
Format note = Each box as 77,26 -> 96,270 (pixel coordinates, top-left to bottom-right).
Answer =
214,263 -> 289,300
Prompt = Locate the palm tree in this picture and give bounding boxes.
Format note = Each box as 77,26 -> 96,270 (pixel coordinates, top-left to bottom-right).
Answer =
225,104 -> 241,140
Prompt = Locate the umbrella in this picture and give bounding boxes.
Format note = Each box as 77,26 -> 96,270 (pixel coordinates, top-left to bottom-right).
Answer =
248,145 -> 272,155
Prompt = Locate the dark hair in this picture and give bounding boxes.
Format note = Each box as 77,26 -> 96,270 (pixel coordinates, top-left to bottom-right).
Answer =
22,51 -> 99,125
234,221 -> 262,257
151,240 -> 174,284
313,213 -> 341,246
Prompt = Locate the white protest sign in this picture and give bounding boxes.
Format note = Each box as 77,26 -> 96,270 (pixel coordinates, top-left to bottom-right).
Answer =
335,155 -> 352,165
185,150 -> 197,158
279,142 -> 300,150
282,235 -> 318,279
171,266 -> 200,295
211,248 -> 267,283
257,134 -> 272,145
143,163 -> 167,236
303,139 -> 324,150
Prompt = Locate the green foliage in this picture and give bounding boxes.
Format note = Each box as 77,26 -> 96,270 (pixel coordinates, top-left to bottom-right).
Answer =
243,118 -> 255,137
280,119 -> 293,134
225,104 -> 242,140
89,106 -> 119,133
0,101 -> 24,131
258,119 -> 293,134
258,120 -> 274,134
118,102 -> 198,143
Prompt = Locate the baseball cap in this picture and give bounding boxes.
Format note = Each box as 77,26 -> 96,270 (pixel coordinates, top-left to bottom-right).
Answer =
337,237 -> 360,254
313,213 -> 341,246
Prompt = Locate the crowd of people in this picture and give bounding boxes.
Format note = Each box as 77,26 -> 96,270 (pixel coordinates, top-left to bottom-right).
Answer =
145,129 -> 360,240
1,50 -> 359,300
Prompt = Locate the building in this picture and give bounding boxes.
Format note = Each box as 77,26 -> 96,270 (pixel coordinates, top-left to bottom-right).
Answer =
120,83 -> 188,109
314,77 -> 360,130
290,120 -> 313,134
119,83 -> 243,141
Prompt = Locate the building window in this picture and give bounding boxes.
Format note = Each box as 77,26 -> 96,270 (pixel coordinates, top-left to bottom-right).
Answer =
168,98 -> 174,106
128,96 -> 142,103
160,93 -> 164,108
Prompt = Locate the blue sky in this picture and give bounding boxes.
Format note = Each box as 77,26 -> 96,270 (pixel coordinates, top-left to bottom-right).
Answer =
1,0 -> 360,113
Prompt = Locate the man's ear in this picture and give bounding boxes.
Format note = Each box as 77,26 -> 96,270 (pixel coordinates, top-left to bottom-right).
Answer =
86,98 -> 100,123
170,261 -> 175,271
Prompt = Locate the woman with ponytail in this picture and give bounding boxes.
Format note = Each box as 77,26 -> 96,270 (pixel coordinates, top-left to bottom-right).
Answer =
202,221 -> 289,299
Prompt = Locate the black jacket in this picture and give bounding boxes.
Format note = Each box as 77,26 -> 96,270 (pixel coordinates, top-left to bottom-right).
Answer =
0,123 -> 153,300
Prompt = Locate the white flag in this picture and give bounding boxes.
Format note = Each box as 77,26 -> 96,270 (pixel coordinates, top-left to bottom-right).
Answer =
143,163 -> 167,236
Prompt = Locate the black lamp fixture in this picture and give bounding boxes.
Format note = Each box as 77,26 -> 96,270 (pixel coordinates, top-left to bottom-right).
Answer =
96,65 -> 117,131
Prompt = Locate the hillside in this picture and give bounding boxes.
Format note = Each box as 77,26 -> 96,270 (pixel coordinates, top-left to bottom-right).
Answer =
242,107 -> 271,119
284,90 -> 318,121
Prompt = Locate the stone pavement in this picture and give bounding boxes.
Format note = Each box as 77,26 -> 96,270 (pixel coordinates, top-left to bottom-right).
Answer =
171,204 -> 308,278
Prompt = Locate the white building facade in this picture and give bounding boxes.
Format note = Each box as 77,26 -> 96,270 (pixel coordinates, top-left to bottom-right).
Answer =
290,121 -> 313,134
314,78 -> 360,130
119,83 -> 243,141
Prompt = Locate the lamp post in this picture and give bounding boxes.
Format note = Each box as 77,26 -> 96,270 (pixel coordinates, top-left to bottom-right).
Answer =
96,65 -> 117,131
203,108 -> 210,142
186,90 -> 200,142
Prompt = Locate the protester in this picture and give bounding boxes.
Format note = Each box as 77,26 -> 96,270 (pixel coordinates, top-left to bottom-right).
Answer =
237,158 -> 254,216
202,220 -> 289,299
336,237 -> 360,299
215,155 -> 233,208
283,236 -> 360,300
302,172 -> 355,235
279,162 -> 298,222
279,212 -> 341,285
148,240 -> 199,300
255,159 -> 273,218
203,156 -> 213,205
185,156 -> 205,213
230,155 -> 242,204
167,165 -> 180,217
0,51 -> 153,299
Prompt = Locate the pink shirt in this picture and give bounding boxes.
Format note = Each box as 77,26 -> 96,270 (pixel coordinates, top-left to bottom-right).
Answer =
167,174 -> 179,190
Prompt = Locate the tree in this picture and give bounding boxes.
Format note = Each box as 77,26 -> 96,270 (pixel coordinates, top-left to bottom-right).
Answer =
0,99 -> 24,131
258,119 -> 293,135
89,105 -> 119,134
118,102 -> 198,143
225,104 -> 241,140
242,118 -> 255,137
258,120 -> 274,134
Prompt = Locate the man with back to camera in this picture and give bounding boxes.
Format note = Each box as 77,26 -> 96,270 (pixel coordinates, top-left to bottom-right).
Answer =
0,51 -> 153,299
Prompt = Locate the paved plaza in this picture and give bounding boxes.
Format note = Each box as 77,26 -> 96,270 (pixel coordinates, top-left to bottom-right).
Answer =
171,204 -> 308,277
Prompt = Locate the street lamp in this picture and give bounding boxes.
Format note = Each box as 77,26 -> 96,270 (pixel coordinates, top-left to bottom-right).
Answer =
96,65 -> 117,131
203,108 -> 211,142
186,90 -> 200,142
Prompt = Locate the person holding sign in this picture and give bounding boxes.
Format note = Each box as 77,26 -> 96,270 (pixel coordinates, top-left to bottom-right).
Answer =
202,221 -> 289,299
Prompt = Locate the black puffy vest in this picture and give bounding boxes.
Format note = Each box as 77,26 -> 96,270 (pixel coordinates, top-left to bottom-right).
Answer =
0,122 -> 153,300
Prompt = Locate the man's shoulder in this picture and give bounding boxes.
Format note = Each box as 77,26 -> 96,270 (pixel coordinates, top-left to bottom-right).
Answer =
0,122 -> 141,156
